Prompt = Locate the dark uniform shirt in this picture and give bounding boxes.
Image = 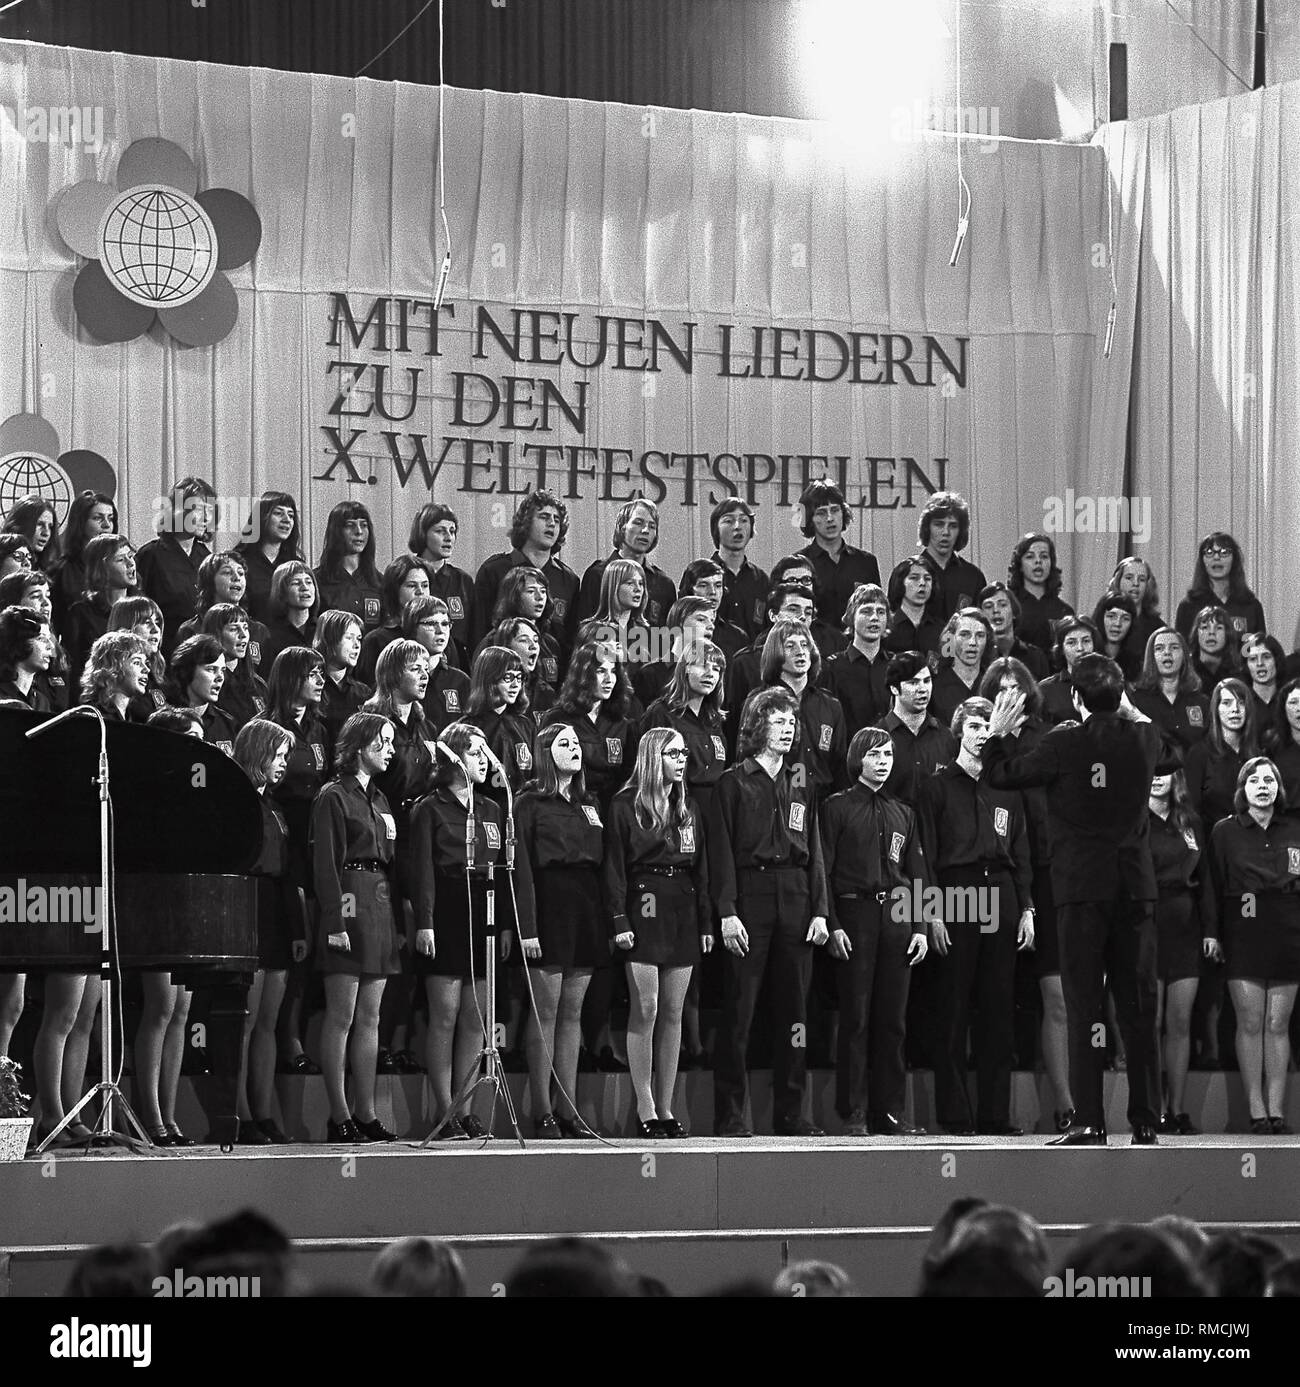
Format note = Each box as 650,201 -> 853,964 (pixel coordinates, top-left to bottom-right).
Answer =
639,699 -> 730,793
271,709 -> 332,891
313,567 -> 383,632
929,663 -> 984,732
1205,811 -> 1300,939
62,591 -> 114,690
875,708 -> 957,804
473,548 -> 580,662
542,705 -> 637,809
917,763 -> 1032,914
252,793 -> 308,944
310,774 -> 396,935
408,787 -> 516,934
1184,740 -> 1247,831
797,540 -> 881,629
712,758 -> 829,919
1270,740 -> 1300,814
234,544 -> 289,627
781,679 -> 848,802
602,787 -> 711,938
922,552 -> 987,622
0,677 -> 51,711
219,665 -> 270,734
578,552 -> 677,631
1148,809 -> 1203,893
136,534 -> 210,655
1131,685 -> 1210,749
1175,593 -> 1265,643
712,553 -> 768,640
884,608 -> 944,657
426,561 -> 475,667
372,707 -> 436,822
467,707 -> 537,808
513,788 -> 603,943
318,671 -> 371,747
820,644 -> 892,737
192,700 -> 237,754
35,667 -> 70,712
421,662 -> 471,734
819,780 -> 931,935
259,616 -> 316,676
1015,591 -> 1074,655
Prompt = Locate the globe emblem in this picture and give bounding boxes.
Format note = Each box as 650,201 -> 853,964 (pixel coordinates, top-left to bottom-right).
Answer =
0,453 -> 74,525
98,185 -> 217,309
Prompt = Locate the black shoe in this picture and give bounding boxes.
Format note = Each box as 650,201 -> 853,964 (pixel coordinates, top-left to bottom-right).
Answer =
164,1125 -> 197,1147
535,1113 -> 562,1139
941,1122 -> 976,1137
255,1118 -> 291,1144
774,1117 -> 825,1138
1048,1124 -> 1107,1146
432,1116 -> 469,1141
596,1047 -> 629,1073
713,1117 -> 753,1138
459,1114 -> 488,1140
555,1114 -> 589,1139
1250,1116 -> 1272,1136
635,1116 -> 666,1140
1170,1112 -> 1198,1135
976,1121 -> 1024,1137
843,1108 -> 870,1137
1271,1116 -> 1293,1136
355,1117 -> 396,1142
392,1049 -> 425,1074
147,1126 -> 175,1148
376,1048 -> 399,1075
868,1112 -> 926,1136
325,1118 -> 364,1143
1131,1124 -> 1159,1146
238,1123 -> 271,1146
658,1117 -> 687,1139
1054,1108 -> 1076,1134
279,1054 -> 322,1076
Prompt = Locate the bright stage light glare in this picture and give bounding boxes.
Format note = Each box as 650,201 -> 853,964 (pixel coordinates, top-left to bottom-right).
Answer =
798,0 -> 951,136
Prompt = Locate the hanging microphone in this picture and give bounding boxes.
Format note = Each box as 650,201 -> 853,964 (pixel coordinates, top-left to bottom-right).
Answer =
1103,300 -> 1117,359
948,215 -> 969,268
433,250 -> 452,313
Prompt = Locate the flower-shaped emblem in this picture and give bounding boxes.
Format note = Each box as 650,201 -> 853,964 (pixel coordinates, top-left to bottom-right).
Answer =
54,137 -> 261,347
0,414 -> 115,526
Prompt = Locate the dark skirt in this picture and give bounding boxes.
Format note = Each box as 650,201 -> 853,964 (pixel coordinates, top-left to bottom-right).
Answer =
623,872 -> 701,968
256,875 -> 292,970
1225,892 -> 1300,984
1155,889 -> 1201,983
526,864 -> 608,970
417,874 -> 494,981
317,869 -> 400,978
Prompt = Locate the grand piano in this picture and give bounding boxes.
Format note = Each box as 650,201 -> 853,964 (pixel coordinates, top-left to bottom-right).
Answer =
0,706 -> 263,1147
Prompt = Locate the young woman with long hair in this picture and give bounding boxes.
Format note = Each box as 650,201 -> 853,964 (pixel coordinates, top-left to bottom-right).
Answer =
1175,532 -> 1265,642
1241,633 -> 1285,731
1006,532 -> 1074,655
232,718 -> 304,1144
175,551 -> 270,664
0,570 -> 70,710
79,630 -> 151,722
592,557 -> 650,658
542,639 -> 638,810
1130,628 -> 1209,749
135,476 -> 215,653
314,501 -> 384,632
759,615 -> 847,803
312,711 -> 402,1142
260,561 -> 319,672
1207,757 -> 1300,1134
633,595 -> 715,709
166,634 -> 235,752
483,616 -> 555,716
604,727 -> 712,1138
1263,679 -> 1300,814
1186,605 -> 1241,696
410,722 -> 515,1138
63,533 -> 137,687
2,494 -> 59,574
485,566 -> 559,677
51,491 -> 116,629
465,644 -> 537,813
513,723 -> 605,1136
1090,592 -> 1143,681
107,595 -> 168,720
1147,770 -> 1218,1134
199,601 -> 269,733
1103,556 -> 1166,655
313,609 -> 371,746
0,603 -> 55,711
358,555 -> 434,684
883,555 -> 943,656
236,491 -> 304,626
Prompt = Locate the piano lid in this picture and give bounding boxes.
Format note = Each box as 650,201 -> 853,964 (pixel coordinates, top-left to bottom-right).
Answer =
0,707 -> 261,874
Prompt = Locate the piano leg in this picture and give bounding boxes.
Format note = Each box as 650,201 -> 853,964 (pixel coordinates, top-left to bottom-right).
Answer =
194,974 -> 251,1149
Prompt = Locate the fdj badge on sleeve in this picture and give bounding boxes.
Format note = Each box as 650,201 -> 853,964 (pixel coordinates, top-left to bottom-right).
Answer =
788,803 -> 806,833
993,807 -> 1009,837
680,821 -> 695,854
605,738 -> 623,762
889,832 -> 905,863
515,743 -> 532,769
1289,847 -> 1300,876
484,822 -> 501,849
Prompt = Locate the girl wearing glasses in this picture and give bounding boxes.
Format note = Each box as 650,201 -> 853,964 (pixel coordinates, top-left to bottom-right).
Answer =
465,645 -> 536,814
1175,534 -> 1265,643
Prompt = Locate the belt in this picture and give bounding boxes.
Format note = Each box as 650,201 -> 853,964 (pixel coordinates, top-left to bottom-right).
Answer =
343,859 -> 386,873
836,889 -> 891,904
636,865 -> 690,878
740,863 -> 803,874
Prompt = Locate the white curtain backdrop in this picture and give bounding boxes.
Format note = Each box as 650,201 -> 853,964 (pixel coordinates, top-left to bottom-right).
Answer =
0,39 -> 1122,613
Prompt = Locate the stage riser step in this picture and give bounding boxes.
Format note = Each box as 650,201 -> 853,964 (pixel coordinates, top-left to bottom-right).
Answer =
120,1070 -> 1300,1144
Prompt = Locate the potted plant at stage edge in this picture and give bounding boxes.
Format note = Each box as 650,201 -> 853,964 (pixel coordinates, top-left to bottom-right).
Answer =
0,1055 -> 33,1160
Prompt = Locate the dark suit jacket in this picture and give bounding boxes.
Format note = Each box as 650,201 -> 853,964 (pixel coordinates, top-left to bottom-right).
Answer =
983,714 -> 1179,905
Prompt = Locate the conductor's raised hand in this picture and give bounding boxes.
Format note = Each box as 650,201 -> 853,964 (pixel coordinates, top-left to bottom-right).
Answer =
987,687 -> 1027,739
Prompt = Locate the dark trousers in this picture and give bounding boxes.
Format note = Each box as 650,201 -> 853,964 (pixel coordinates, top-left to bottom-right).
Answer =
714,871 -> 812,1129
834,894 -> 913,1119
1058,895 -> 1160,1129
930,868 -> 1017,1128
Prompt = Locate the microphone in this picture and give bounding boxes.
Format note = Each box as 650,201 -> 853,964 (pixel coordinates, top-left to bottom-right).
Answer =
25,705 -> 97,739
1103,300 -> 1117,359
948,215 -> 969,268
433,250 -> 452,313
432,741 -> 476,871
479,743 -> 516,871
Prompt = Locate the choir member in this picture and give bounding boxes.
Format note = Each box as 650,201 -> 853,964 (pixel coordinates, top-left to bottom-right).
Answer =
79,630 -> 150,722
408,502 -> 475,667
314,501 -> 383,632
175,551 -> 270,666
1130,628 -> 1209,749
588,557 -> 651,664
1103,556 -> 1166,655
407,595 -> 470,733
759,616 -> 847,802
793,479 -> 881,631
542,639 -> 638,810
260,561 -> 318,671
1185,679 -> 1257,829
314,609 -> 370,746
883,555 -> 943,656
1241,633 -> 1285,730
929,607 -> 994,729
235,491 -> 303,626
232,718 -> 305,1145
50,491 -> 116,629
918,697 -> 1034,1135
480,567 -> 562,687
465,645 -> 537,811
822,726 -> 930,1135
820,583 -> 892,737
2,495 -> 59,574
875,651 -> 956,804
108,595 -> 168,721
483,616 -> 555,716
410,723 -> 514,1139
136,477 -> 215,654
1006,532 -> 1074,655
1175,533 -> 1266,642
1186,604 -> 1241,695
1037,616 -> 1099,725
707,497 -> 768,642
917,490 -> 986,621
1147,770 -> 1217,1134
0,570 -> 68,710
0,535 -> 32,579
200,602 -> 269,732
313,711 -> 402,1142
63,533 -> 137,688
979,581 -> 1049,680
166,635 -> 236,753
357,556 -> 433,684
1206,758 -> 1300,1134
633,595 -> 714,708
1091,593 -> 1143,681
514,723 -> 605,1137
578,499 -> 677,633
712,686 -> 829,1137
0,603 -> 55,711
726,581 -> 817,746
1262,679 -> 1300,813
679,557 -> 748,664
605,727 -> 712,1138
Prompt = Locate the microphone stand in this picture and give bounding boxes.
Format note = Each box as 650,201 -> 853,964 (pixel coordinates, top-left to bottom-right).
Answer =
26,706 -> 153,1153
421,745 -> 524,1147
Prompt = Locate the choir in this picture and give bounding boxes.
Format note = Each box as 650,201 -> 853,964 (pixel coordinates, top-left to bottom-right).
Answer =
0,480 -> 1294,1146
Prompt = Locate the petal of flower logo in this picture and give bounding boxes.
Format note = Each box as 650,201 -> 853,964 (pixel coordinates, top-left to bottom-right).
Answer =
55,137 -> 261,347
0,414 -> 114,527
